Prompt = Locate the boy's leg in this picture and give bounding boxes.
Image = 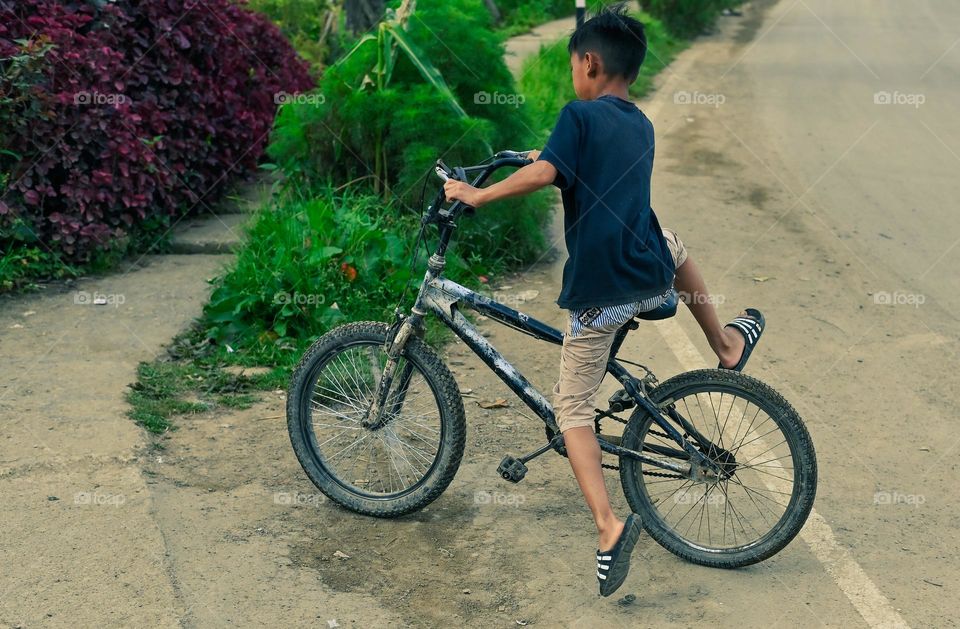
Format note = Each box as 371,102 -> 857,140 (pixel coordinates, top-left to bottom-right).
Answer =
565,427 -> 623,550
662,229 -> 747,369
553,318 -> 626,551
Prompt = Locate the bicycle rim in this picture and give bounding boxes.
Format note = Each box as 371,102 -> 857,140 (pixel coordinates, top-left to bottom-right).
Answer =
303,340 -> 445,500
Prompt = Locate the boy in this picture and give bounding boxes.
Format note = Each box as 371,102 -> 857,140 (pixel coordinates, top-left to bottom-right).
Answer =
443,4 -> 765,597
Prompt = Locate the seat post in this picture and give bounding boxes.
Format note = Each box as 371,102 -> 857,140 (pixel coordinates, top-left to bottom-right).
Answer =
608,319 -> 639,362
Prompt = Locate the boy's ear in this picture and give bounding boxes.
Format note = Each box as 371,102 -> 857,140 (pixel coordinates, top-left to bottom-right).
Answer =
584,51 -> 601,78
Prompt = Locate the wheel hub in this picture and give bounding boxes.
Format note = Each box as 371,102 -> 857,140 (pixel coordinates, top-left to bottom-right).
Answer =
697,443 -> 737,480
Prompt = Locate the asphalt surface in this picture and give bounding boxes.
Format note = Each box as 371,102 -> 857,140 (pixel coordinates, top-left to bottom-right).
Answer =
639,0 -> 960,625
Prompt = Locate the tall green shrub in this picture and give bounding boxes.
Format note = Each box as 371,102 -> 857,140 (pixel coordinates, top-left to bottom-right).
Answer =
268,0 -> 551,267
269,0 -> 534,202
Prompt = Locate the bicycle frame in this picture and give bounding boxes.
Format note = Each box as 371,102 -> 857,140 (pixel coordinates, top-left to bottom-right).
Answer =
372,154 -> 721,477
406,268 -> 716,476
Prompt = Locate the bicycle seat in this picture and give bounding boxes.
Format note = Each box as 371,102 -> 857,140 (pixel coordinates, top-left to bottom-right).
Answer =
635,288 -> 679,321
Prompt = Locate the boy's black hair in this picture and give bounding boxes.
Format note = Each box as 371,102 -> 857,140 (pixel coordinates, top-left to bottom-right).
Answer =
567,3 -> 647,82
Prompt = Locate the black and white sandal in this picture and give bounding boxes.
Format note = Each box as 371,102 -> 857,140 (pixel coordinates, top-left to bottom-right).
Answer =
718,308 -> 765,372
596,513 -> 642,597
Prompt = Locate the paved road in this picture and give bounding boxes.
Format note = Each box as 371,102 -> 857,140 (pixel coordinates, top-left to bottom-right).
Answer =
640,0 -> 959,625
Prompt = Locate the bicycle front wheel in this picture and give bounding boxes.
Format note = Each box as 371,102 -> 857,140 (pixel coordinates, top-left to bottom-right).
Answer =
619,369 -> 817,568
287,322 -> 466,517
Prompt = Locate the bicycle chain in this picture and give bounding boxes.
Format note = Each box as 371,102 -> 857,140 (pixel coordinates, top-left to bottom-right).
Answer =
601,460 -> 683,478
599,411 -> 684,478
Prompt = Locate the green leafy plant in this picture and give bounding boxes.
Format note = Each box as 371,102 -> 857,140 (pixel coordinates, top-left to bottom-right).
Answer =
315,0 -> 475,196
202,189 -> 421,361
267,0 -> 552,276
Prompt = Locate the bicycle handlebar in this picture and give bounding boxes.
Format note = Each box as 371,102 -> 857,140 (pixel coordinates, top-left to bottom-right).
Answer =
424,150 -> 534,225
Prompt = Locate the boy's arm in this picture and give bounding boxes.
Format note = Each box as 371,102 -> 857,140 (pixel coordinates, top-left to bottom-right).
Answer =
443,152 -> 556,208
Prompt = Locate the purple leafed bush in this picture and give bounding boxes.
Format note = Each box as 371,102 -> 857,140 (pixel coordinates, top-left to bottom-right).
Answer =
0,0 -> 313,262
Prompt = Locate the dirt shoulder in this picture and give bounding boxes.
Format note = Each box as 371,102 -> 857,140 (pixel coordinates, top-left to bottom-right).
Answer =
0,255 -> 229,628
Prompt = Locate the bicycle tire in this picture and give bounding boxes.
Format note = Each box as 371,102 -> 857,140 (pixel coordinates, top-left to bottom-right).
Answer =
287,322 -> 466,517
619,369 -> 817,568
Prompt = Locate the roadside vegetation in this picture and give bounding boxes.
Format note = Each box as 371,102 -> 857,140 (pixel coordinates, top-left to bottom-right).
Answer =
114,0 -> 740,433
0,0 -> 312,292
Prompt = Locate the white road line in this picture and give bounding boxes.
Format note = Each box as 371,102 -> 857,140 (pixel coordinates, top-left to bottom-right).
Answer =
653,317 -> 910,629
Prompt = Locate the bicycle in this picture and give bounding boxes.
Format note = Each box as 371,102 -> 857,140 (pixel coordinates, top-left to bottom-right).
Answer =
287,150 -> 817,568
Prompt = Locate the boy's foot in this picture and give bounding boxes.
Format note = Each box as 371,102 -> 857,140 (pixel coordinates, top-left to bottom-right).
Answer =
717,308 -> 765,371
596,513 -> 642,597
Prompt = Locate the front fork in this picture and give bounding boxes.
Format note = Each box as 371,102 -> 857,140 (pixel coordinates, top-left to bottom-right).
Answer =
361,309 -> 422,429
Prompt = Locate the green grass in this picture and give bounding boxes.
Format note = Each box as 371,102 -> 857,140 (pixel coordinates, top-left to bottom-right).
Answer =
126,362 -> 209,433
495,0 -> 575,37
124,345 -> 287,433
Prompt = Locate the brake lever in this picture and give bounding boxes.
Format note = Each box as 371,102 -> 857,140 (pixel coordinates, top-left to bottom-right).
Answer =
429,161 -> 477,222
451,166 -> 476,217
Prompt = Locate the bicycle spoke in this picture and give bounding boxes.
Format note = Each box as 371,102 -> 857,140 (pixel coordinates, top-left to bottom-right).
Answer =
634,380 -> 801,552
306,342 -> 444,499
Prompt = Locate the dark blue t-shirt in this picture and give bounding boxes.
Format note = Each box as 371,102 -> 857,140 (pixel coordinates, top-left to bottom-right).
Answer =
539,95 -> 675,310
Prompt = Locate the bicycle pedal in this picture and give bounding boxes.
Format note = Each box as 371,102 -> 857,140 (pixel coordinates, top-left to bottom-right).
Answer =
608,389 -> 636,412
497,456 -> 527,483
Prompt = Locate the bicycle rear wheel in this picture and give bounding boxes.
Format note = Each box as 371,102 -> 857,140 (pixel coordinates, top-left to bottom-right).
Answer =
287,322 -> 466,517
619,369 -> 816,568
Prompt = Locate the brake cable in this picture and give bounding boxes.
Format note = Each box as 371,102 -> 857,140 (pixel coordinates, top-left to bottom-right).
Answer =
392,173 -> 432,313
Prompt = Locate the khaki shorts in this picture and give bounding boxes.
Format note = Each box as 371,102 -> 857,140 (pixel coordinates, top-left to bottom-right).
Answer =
662,227 -> 688,268
552,228 -> 687,433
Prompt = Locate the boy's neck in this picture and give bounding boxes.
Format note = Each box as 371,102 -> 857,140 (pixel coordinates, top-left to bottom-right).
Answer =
592,81 -> 630,101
